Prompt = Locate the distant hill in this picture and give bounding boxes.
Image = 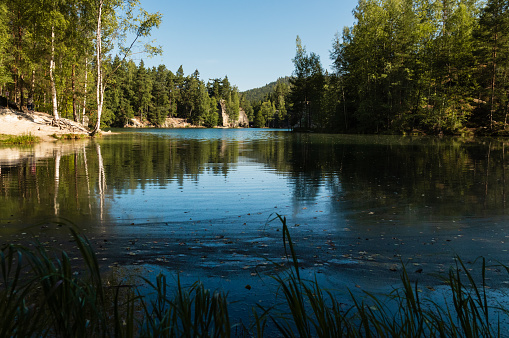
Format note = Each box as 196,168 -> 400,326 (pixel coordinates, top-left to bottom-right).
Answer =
242,77 -> 291,103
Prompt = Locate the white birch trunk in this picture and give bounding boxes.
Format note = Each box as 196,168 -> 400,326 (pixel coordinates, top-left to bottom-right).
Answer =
91,0 -> 103,136
82,57 -> 88,126
50,26 -> 59,120
96,143 -> 106,220
54,149 -> 61,215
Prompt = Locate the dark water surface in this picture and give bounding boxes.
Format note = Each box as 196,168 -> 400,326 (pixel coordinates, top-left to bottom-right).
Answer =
2,129 -> 509,319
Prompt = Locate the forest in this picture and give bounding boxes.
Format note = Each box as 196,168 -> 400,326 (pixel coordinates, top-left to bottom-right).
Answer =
284,0 -> 509,134
1,0 -> 508,134
102,61 -> 243,128
0,0 -> 246,131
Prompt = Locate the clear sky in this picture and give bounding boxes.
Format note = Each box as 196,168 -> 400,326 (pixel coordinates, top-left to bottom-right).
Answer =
137,0 -> 359,92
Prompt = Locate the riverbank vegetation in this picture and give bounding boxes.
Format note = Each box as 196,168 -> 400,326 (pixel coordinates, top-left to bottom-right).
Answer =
1,219 -> 508,337
0,0 -> 162,134
247,0 -> 509,135
0,133 -> 40,144
0,0 -> 245,130
103,65 -> 243,128
1,0 -> 508,135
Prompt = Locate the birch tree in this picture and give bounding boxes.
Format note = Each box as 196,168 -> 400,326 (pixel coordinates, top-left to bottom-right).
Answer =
90,0 -> 162,136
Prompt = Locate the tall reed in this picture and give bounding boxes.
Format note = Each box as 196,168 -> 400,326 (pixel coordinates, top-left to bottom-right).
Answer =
0,227 -> 231,337
263,215 -> 509,337
138,274 -> 230,337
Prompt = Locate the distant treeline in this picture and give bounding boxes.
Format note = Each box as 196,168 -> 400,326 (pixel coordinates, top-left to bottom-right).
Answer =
241,77 -> 291,128
0,0 -> 167,133
246,0 -> 509,134
104,59 -> 243,127
0,0 -> 243,129
2,0 -> 508,134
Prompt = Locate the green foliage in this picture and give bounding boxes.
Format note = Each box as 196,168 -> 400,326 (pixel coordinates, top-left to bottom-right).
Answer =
253,106 -> 266,128
244,77 -> 291,128
50,133 -> 87,140
475,0 -> 509,130
0,3 -> 11,86
0,0 -> 247,130
327,0 -> 509,134
226,88 -> 240,123
267,79 -> 291,127
240,95 -> 254,121
203,96 -> 219,127
257,100 -> 276,128
0,228 -> 112,336
0,226 -> 231,337
262,215 -> 507,337
139,275 -> 231,337
242,77 -> 291,103
100,62 -> 247,128
0,133 -> 40,144
0,0 -> 161,132
288,36 -> 326,130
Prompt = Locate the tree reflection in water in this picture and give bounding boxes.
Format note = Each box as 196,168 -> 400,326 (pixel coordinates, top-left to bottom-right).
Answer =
0,130 -> 509,290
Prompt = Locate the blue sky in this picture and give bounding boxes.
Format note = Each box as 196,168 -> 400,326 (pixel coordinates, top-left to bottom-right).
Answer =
138,0 -> 358,92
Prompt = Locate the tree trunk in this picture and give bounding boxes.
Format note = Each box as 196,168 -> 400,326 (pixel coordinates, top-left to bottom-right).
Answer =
72,63 -> 77,121
490,33 -> 497,130
19,74 -> 24,109
82,57 -> 88,126
50,26 -> 59,120
90,0 -> 103,136
30,69 -> 35,110
14,10 -> 21,108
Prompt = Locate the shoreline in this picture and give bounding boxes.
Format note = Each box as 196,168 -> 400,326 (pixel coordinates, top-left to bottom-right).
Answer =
0,108 -> 89,142
0,108 -> 239,143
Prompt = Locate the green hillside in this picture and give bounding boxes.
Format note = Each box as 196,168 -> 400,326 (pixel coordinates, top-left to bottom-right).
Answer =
242,77 -> 291,103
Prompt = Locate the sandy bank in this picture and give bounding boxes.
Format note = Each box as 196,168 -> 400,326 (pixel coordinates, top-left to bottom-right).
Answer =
0,108 -> 89,142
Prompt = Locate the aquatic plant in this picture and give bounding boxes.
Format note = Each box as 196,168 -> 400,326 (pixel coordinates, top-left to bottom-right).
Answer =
0,228 -> 231,337
263,215 -> 506,337
138,273 -> 230,337
51,133 -> 88,140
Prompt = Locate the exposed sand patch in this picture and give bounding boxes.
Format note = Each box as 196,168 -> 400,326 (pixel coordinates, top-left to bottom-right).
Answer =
0,108 -> 89,142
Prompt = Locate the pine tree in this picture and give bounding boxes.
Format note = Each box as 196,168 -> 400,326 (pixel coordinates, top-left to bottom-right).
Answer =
135,60 -> 152,123
476,0 -> 509,129
226,88 -> 240,123
289,36 -> 324,129
149,65 -> 170,126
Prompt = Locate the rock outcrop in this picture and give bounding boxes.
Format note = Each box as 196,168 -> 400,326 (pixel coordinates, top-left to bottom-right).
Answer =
125,104 -> 250,129
160,118 -> 194,128
218,100 -> 249,128
126,117 -> 195,128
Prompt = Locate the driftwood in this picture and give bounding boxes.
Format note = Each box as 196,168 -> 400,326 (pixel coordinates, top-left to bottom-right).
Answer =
50,117 -> 89,133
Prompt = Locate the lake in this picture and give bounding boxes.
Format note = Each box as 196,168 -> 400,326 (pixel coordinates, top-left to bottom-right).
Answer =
1,129 -> 509,319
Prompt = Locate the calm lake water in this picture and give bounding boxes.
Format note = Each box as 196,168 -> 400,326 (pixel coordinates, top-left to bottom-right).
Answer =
2,128 -> 509,316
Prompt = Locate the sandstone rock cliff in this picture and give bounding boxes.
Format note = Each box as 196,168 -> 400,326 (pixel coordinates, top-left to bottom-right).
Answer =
218,100 -> 249,128
124,103 -> 250,129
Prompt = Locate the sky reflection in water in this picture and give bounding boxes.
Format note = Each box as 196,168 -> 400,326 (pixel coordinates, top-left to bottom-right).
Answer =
1,130 -> 509,301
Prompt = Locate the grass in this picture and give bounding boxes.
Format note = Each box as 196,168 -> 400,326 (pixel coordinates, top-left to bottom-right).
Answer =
0,132 -> 40,144
1,218 -> 509,337
51,133 -> 88,140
